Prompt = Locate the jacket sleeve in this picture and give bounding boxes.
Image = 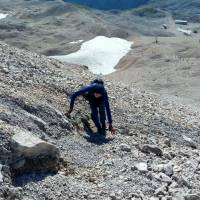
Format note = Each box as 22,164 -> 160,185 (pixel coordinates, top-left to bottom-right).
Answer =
102,89 -> 112,124
70,84 -> 97,110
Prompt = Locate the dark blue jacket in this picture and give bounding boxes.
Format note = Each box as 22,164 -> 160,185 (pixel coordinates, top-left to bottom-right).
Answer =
70,83 -> 112,124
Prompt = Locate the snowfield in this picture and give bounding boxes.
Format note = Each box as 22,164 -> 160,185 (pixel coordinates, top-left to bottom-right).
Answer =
0,13 -> 8,19
52,36 -> 133,75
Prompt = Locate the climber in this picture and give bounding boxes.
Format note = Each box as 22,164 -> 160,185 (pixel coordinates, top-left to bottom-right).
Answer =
66,79 -> 115,135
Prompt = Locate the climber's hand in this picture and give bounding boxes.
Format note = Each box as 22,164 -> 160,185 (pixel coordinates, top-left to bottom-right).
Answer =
65,109 -> 72,118
109,124 -> 116,135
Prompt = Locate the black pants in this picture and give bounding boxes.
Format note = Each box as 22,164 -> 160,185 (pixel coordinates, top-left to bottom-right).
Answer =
90,101 -> 106,131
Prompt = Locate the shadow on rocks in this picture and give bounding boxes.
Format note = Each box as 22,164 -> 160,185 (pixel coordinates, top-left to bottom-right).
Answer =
81,118 -> 113,145
13,171 -> 56,187
84,131 -> 113,145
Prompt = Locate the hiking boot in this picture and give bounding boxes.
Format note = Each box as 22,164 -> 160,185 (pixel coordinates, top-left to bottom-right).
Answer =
97,128 -> 106,136
101,123 -> 106,131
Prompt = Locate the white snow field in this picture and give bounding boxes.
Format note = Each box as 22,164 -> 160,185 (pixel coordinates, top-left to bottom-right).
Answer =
0,13 -> 8,19
52,36 -> 133,75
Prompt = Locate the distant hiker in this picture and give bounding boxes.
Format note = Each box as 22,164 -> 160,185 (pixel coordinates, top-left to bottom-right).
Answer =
66,79 -> 115,135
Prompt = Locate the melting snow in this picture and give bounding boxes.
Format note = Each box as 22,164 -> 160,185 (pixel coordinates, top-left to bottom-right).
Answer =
69,40 -> 84,44
177,28 -> 192,36
0,13 -> 8,20
52,36 -> 133,75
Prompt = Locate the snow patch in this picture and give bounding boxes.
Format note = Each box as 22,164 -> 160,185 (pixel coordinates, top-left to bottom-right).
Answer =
0,13 -> 8,20
177,28 -> 192,36
52,36 -> 133,75
69,40 -> 84,44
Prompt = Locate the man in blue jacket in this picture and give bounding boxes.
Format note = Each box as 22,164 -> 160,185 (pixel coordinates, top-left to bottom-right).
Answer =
67,79 -> 115,135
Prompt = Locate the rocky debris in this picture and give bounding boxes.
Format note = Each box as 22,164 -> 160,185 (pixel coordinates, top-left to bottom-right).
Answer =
109,192 -> 117,200
177,176 -> 191,188
154,184 -> 167,196
183,135 -> 198,149
0,185 -> 22,200
153,163 -> 174,176
184,194 -> 200,200
0,42 -> 200,199
10,127 -> 59,175
164,139 -> 171,147
119,143 -> 131,152
140,144 -> 163,156
155,172 -> 172,183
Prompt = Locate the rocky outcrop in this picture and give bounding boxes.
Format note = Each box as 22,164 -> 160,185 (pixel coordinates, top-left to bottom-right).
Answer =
10,127 -> 60,175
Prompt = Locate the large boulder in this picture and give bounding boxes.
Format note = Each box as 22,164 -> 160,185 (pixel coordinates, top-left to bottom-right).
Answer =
10,128 -> 60,175
140,144 -> 163,156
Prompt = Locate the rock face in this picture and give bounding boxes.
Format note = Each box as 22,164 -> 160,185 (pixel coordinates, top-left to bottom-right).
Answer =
11,128 -> 59,175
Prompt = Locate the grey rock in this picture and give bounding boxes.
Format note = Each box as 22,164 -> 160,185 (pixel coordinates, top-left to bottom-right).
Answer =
184,194 -> 200,200
164,139 -> 171,147
10,127 -> 60,174
158,173 -> 172,183
140,144 -> 163,156
110,192 -> 117,200
120,143 -> 131,152
178,176 -> 192,189
133,162 -> 148,172
183,135 -> 197,149
154,185 -> 167,196
163,163 -> 174,176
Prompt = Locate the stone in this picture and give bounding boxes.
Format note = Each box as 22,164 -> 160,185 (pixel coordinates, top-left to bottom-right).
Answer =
110,192 -> 117,200
158,173 -> 172,183
170,181 -> 178,188
133,162 -> 148,172
163,152 -> 173,160
184,194 -> 200,200
140,144 -> 163,156
183,135 -> 197,149
164,139 -> 171,147
89,176 -> 97,183
163,163 -> 174,176
149,198 -> 159,200
154,185 -> 167,196
120,143 -> 131,152
178,176 -> 191,188
10,127 -> 60,174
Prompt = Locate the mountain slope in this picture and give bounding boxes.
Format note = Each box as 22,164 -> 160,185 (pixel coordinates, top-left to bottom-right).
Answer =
108,36 -> 200,109
0,0 -> 130,55
0,42 -> 200,199
150,0 -> 200,22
